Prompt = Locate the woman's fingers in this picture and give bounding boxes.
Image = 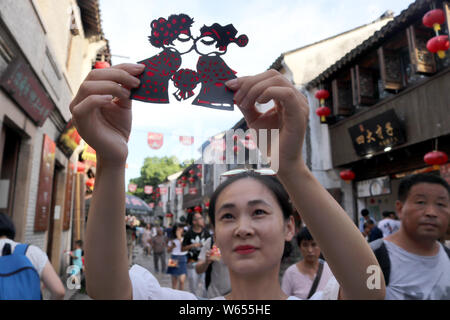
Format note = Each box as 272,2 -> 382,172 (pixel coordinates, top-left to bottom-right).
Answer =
70,63 -> 144,111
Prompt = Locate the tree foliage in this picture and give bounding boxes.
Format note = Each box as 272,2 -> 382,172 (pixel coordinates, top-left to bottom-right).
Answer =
128,156 -> 193,204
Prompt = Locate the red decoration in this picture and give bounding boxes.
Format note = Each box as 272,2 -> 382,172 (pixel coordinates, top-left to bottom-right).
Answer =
147,132 -> 164,149
76,161 -> 85,173
94,61 -> 111,69
233,145 -> 240,153
189,169 -> 195,175
128,183 -> 137,193
197,164 -> 202,169
188,177 -> 195,184
165,213 -> 173,218
427,35 -> 449,59
205,201 -> 210,209
424,150 -> 448,169
340,170 -> 355,182
86,178 -> 95,188
423,9 -> 446,32
194,206 -> 202,213
144,185 -> 153,194
181,176 -> 187,181
187,208 -> 193,214
182,182 -> 187,188
316,106 -> 331,123
315,89 -> 330,102
197,172 -> 202,178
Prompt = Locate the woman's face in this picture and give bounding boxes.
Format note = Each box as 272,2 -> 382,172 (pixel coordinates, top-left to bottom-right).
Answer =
213,178 -> 294,276
299,240 -> 321,264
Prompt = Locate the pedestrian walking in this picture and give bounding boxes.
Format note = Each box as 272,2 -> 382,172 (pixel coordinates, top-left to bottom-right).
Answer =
151,228 -> 167,273
370,173 -> 450,300
281,227 -> 334,299
181,212 -> 210,297
142,224 -> 152,256
166,224 -> 187,290
71,65 -> 385,300
377,211 -> 401,238
359,209 -> 376,233
195,237 -> 231,298
0,213 -> 65,300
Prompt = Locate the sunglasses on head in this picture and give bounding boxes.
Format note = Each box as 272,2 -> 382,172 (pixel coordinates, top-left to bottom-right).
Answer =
219,168 -> 276,182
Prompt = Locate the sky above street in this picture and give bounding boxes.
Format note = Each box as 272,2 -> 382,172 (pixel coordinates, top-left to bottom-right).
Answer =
97,0 -> 415,184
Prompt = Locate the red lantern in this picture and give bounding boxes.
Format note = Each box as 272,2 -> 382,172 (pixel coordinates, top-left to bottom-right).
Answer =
188,177 -> 195,184
424,150 -> 448,169
197,164 -> 202,169
233,145 -> 240,153
423,9 -> 446,32
76,161 -> 85,173
182,182 -> 187,188
194,206 -> 202,213
187,208 -> 193,214
94,61 -> 111,69
315,89 -> 330,104
316,106 -> 331,123
340,170 -> 355,183
197,172 -> 202,178
205,201 -> 210,209
189,169 -> 195,175
232,134 -> 239,142
181,176 -> 187,181
427,35 -> 449,59
86,178 -> 95,188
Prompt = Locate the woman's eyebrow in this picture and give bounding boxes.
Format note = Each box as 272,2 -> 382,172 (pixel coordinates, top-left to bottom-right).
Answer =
247,199 -> 272,208
217,203 -> 236,212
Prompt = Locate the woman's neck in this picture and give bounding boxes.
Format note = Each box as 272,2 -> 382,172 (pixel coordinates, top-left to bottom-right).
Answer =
225,267 -> 287,300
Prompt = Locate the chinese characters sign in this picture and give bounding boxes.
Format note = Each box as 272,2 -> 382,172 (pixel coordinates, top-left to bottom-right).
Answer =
1,58 -> 55,126
35,135 -> 56,232
348,110 -> 406,157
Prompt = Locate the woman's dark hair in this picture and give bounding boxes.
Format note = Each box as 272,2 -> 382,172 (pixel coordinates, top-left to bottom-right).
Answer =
296,227 -> 313,246
207,172 -> 292,227
170,223 -> 183,240
148,14 -> 194,48
398,173 -> 450,202
0,213 -> 16,240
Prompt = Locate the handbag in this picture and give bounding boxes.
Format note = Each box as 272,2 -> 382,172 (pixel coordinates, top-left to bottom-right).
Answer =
168,258 -> 178,268
307,260 -> 324,299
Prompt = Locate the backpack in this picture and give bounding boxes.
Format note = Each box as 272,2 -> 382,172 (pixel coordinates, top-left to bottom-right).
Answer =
0,243 -> 42,300
370,239 -> 450,286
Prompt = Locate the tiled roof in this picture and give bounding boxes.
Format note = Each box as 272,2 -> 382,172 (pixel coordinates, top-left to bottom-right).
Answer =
306,0 -> 433,89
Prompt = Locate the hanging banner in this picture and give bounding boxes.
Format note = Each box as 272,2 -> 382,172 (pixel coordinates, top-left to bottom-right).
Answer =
148,132 -> 164,150
159,187 -> 168,195
81,144 -> 97,167
189,187 -> 197,195
175,187 -> 183,195
179,136 -> 194,146
144,185 -> 153,194
34,134 -> 56,232
128,183 -> 137,193
58,119 -> 81,157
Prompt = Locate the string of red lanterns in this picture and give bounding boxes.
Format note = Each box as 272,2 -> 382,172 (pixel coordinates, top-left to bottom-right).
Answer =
315,89 -> 331,124
423,8 -> 449,59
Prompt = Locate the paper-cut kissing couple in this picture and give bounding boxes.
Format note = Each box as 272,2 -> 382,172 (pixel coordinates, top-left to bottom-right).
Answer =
130,14 -> 248,111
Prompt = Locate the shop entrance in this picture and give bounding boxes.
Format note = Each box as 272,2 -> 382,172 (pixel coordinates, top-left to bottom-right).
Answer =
0,124 -> 21,218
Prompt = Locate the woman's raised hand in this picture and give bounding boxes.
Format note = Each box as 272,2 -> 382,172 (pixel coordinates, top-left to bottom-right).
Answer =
225,70 -> 309,174
69,63 -> 145,166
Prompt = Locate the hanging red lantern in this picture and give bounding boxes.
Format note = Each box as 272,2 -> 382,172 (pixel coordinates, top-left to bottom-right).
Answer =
189,169 -> 195,175
316,106 -> 331,123
205,201 -> 210,209
424,150 -> 448,169
423,9 -> 446,32
187,208 -> 193,214
76,161 -> 85,173
86,178 -> 95,189
194,206 -> 202,213
197,164 -> 202,169
340,170 -> 355,183
197,172 -> 202,178
181,176 -> 187,181
426,35 -> 449,59
188,177 -> 195,184
94,61 -> 111,69
182,182 -> 187,188
315,89 -> 330,105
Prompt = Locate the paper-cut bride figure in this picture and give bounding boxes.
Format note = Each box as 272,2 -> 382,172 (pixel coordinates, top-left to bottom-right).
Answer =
192,23 -> 248,110
130,14 -> 195,103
